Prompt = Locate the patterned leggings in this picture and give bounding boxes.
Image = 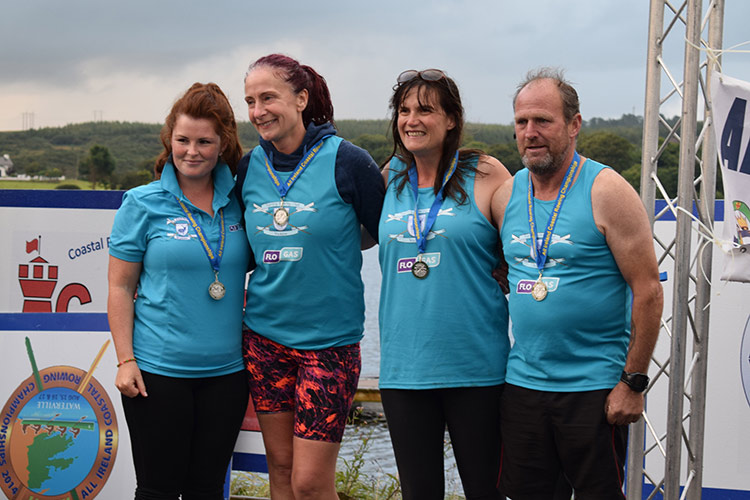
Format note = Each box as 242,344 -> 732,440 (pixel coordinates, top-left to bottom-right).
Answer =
242,328 -> 360,443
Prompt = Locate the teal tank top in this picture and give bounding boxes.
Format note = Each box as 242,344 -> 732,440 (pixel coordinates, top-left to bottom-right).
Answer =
242,136 -> 365,349
500,159 -> 631,391
378,156 -> 510,389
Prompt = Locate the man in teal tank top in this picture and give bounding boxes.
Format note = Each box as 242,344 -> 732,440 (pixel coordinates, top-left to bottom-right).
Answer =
491,68 -> 664,500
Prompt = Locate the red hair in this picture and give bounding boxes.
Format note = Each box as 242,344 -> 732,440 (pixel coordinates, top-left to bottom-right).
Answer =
155,82 -> 243,178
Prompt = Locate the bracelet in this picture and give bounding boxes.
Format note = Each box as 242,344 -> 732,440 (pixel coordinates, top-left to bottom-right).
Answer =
117,357 -> 137,368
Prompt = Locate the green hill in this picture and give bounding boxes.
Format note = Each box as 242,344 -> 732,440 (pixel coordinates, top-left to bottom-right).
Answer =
1,115 -> 677,193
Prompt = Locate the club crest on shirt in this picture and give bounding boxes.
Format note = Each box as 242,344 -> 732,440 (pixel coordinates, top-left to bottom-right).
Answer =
166,217 -> 196,240
252,201 -> 316,236
383,208 -> 455,244
509,231 -> 573,269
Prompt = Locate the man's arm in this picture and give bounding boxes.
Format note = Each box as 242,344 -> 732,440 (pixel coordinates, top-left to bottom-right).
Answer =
592,168 -> 664,426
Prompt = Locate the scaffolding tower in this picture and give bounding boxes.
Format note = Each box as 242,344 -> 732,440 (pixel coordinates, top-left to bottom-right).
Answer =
628,0 -> 724,498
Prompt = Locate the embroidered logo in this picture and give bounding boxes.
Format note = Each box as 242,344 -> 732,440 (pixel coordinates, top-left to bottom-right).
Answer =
166,217 -> 196,240
383,208 -> 455,244
509,232 -> 573,269
253,201 -> 316,236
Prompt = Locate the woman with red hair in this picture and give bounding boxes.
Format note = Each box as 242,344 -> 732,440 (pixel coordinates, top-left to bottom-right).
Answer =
109,82 -> 250,499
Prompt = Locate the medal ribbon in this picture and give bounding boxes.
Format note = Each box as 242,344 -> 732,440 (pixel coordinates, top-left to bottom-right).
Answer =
261,135 -> 332,198
527,151 -> 581,273
408,151 -> 459,254
176,198 -> 225,274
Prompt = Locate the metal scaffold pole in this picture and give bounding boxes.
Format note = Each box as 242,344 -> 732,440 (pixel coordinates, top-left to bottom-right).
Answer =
626,0 -> 664,495
686,3 -> 723,499
630,1 -> 724,498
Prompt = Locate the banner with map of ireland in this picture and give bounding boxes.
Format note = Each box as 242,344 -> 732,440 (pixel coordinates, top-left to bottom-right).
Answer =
711,71 -> 750,282
0,338 -> 118,500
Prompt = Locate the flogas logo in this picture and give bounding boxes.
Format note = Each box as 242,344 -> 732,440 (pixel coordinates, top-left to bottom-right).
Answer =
396,253 -> 441,273
516,277 -> 560,295
262,247 -> 304,264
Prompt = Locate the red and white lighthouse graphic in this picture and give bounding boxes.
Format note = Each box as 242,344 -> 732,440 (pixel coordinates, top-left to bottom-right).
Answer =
18,236 -> 92,312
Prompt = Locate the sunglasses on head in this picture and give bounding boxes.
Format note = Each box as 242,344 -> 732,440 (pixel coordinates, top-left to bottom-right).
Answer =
396,69 -> 447,85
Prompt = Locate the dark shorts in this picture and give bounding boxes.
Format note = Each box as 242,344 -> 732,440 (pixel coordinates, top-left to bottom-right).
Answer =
499,384 -> 628,500
242,327 -> 361,443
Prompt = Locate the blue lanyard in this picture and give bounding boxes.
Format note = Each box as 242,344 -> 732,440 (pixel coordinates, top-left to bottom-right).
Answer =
527,152 -> 581,273
261,135 -> 331,199
176,198 -> 225,274
408,151 -> 459,254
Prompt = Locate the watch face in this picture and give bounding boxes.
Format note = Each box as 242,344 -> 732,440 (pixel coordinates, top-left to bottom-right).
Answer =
622,371 -> 649,392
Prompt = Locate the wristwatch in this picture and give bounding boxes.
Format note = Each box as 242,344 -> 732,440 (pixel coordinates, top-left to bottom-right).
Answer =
620,371 -> 650,393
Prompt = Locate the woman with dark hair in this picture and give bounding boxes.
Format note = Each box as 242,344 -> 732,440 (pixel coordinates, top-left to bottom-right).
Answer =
108,82 -> 250,499
378,69 -> 511,499
236,54 -> 384,498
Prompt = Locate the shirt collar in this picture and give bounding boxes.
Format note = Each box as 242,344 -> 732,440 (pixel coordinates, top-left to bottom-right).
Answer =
161,161 -> 235,212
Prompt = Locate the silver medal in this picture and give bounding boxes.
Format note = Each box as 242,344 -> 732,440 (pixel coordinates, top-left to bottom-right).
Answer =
208,273 -> 226,300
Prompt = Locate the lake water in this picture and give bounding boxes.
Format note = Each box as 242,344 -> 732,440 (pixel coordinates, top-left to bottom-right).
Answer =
359,247 -> 382,379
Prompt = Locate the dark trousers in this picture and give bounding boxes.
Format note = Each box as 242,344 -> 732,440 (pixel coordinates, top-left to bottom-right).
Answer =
381,385 -> 504,500
121,370 -> 249,500
500,384 -> 628,500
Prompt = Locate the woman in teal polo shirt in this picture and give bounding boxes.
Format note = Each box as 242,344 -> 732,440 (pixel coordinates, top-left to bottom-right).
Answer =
108,82 -> 250,499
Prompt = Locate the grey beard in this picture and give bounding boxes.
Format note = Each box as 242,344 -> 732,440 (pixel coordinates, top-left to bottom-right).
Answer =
522,151 -> 561,177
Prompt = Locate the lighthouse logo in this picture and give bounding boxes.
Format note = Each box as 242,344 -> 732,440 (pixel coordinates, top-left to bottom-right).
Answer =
18,237 -> 93,313
0,338 -> 118,500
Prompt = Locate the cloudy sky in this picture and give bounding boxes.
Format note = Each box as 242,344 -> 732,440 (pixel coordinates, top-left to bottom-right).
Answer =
2,1 -> 749,132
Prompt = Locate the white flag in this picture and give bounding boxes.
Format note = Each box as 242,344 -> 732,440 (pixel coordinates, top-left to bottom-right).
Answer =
710,71 -> 750,282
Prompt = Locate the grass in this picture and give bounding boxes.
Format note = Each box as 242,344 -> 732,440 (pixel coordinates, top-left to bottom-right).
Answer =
230,472 -> 271,498
0,179 -> 98,190
335,423 -> 401,500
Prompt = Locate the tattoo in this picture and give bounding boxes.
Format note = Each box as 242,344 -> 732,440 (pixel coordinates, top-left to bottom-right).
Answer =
628,321 -> 637,351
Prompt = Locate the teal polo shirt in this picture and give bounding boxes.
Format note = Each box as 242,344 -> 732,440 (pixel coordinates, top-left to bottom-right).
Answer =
109,162 -> 250,377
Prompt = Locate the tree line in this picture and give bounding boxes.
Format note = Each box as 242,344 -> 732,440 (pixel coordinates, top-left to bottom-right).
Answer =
0,114 -> 718,197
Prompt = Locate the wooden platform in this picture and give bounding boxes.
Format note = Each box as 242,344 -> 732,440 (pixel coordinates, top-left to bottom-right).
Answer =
354,377 -> 381,402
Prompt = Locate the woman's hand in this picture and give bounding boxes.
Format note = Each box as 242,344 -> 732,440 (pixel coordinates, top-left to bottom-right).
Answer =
115,361 -> 148,398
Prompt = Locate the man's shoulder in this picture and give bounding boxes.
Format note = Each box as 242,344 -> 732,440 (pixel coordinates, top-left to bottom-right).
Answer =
589,162 -> 634,197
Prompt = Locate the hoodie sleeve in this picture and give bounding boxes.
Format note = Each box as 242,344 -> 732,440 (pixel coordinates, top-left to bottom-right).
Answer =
334,140 -> 385,241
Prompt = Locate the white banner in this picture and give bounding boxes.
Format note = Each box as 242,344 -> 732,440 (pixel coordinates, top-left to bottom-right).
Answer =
711,71 -> 750,282
0,190 -> 264,500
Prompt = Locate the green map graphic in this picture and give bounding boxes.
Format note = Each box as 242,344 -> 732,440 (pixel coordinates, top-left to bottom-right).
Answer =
26,433 -> 76,489
11,387 -> 99,495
